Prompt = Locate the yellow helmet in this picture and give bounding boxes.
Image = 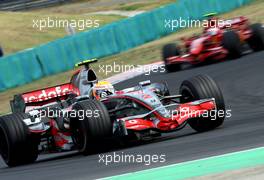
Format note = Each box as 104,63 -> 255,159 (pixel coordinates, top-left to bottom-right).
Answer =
92,81 -> 115,100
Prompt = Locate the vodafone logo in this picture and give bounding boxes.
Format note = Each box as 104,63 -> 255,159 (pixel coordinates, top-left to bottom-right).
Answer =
23,85 -> 78,103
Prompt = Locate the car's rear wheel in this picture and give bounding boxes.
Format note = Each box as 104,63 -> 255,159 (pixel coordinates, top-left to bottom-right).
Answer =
162,43 -> 182,72
180,75 -> 225,132
71,100 -> 113,154
223,30 -> 242,59
247,23 -> 264,51
0,113 -> 39,167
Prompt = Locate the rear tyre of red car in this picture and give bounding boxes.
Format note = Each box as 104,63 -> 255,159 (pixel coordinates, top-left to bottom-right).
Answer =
247,23 -> 264,51
223,30 -> 242,59
71,100 -> 113,154
162,43 -> 182,72
180,75 -> 225,132
0,113 -> 39,167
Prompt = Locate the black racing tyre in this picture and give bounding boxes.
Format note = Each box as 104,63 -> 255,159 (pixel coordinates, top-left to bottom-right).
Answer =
162,43 -> 181,72
247,23 -> 264,51
223,30 -> 242,59
71,100 -> 112,154
180,75 -> 225,132
0,113 -> 38,167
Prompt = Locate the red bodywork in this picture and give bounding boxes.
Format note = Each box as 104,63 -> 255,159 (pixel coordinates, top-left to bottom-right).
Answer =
220,16 -> 252,41
167,31 -> 228,66
22,83 -> 80,112
124,101 -> 215,131
22,68 -> 82,105
103,90 -> 216,132
166,16 -> 253,66
22,83 -> 80,104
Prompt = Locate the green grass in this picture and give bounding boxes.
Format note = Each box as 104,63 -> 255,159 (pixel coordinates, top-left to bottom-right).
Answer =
118,3 -> 145,11
0,0 -> 263,114
0,0 -> 178,55
37,0 -> 177,14
117,1 -> 176,11
0,12 -> 124,54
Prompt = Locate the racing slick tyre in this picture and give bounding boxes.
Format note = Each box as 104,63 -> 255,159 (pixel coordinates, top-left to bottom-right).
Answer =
162,43 -> 181,72
71,100 -> 113,154
0,113 -> 39,167
247,23 -> 264,51
223,30 -> 242,59
180,75 -> 225,132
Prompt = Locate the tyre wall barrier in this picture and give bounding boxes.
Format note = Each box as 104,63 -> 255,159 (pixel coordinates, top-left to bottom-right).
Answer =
0,0 -> 253,91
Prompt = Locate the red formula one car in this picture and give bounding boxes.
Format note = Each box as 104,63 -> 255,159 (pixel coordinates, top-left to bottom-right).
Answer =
0,60 -> 225,167
163,16 -> 264,72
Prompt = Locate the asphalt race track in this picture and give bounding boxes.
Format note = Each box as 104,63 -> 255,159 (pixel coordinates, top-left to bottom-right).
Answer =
0,51 -> 264,180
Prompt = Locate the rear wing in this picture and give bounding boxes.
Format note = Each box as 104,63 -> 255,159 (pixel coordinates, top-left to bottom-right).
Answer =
10,83 -> 80,113
220,16 -> 248,29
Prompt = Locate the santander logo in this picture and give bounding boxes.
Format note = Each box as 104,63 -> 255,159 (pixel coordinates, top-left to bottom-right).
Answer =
22,84 -> 79,103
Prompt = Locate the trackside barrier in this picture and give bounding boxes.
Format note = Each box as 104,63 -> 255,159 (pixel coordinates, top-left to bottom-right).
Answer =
0,49 -> 43,90
0,0 -> 253,91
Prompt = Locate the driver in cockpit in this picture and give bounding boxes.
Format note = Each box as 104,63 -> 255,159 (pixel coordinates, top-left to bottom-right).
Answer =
90,81 -> 116,100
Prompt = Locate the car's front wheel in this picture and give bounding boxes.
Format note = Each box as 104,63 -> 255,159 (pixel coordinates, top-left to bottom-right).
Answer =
180,75 -> 225,132
71,100 -> 113,154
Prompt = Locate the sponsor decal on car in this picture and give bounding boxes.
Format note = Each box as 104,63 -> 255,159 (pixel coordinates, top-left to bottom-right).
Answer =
22,84 -> 79,103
